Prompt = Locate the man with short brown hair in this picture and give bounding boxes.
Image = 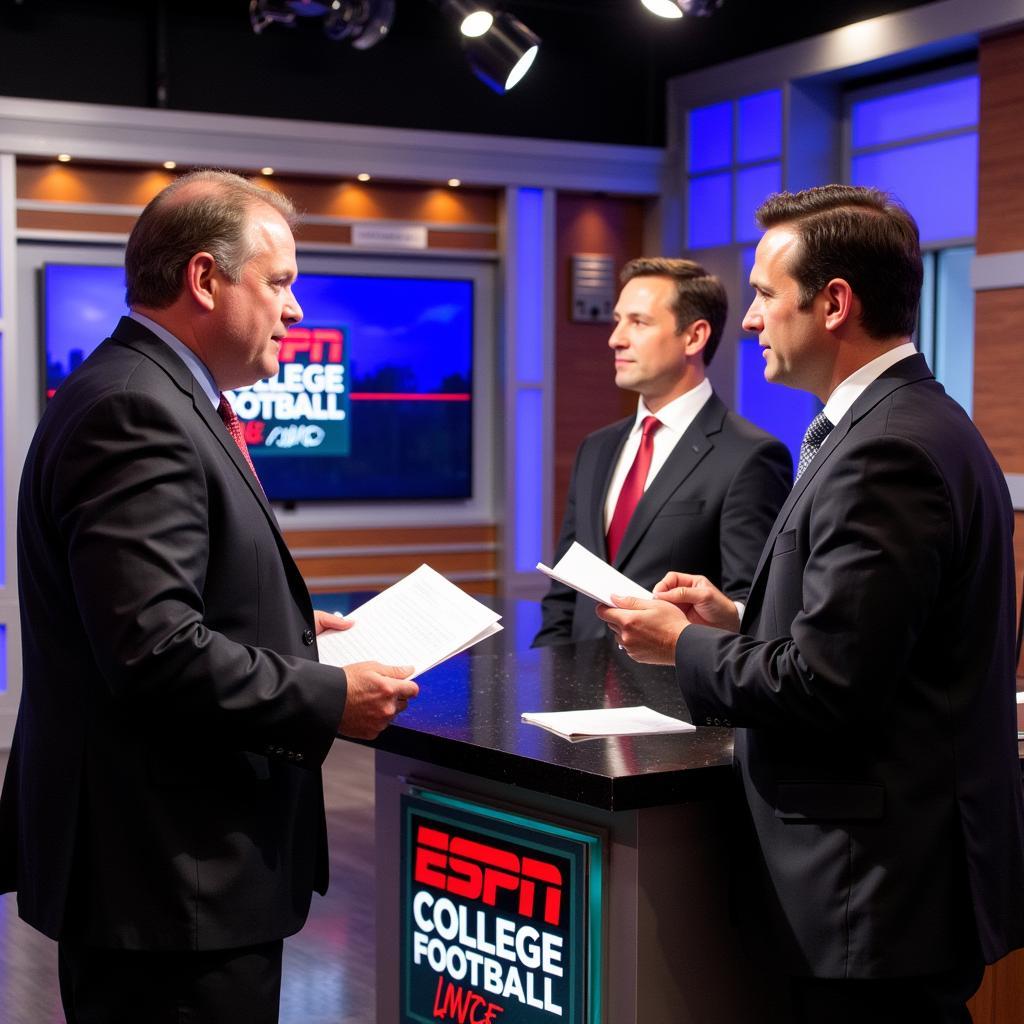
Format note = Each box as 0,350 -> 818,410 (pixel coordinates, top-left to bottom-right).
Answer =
534,256 -> 791,646
602,186 -> 1024,1022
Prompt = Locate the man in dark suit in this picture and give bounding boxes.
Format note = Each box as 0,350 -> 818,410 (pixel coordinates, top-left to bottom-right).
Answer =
600,185 -> 1024,1022
534,257 -> 792,647
0,171 -> 418,1023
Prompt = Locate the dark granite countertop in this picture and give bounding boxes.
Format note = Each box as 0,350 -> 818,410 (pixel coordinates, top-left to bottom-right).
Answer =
363,635 -> 734,812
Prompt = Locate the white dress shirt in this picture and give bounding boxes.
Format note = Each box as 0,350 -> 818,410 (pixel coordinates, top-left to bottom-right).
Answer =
603,378 -> 714,531
822,342 -> 918,428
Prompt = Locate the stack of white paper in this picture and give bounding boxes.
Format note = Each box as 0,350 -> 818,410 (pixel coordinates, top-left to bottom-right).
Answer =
316,564 -> 502,678
536,541 -> 653,607
521,705 -> 695,741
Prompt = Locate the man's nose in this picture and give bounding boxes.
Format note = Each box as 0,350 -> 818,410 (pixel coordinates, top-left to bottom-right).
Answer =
285,292 -> 303,326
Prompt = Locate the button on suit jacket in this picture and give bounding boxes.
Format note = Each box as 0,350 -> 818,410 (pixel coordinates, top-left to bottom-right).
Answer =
677,354 -> 1024,977
534,392 -> 793,646
0,317 -> 347,951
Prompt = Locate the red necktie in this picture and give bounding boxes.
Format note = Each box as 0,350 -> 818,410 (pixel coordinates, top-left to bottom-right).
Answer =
606,415 -> 661,563
218,394 -> 263,488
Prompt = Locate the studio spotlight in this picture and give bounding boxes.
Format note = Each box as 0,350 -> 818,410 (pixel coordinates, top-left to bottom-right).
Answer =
463,10 -> 540,94
441,1 -> 494,38
641,0 -> 683,18
323,0 -> 395,49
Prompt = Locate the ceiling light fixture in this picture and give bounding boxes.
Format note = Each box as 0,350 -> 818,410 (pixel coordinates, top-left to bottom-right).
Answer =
163,160 -> 178,170
357,172 -> 371,182
462,10 -> 540,94
448,178 -> 461,187
57,153 -> 72,163
261,166 -> 275,176
641,0 -> 683,18
441,1 -> 493,37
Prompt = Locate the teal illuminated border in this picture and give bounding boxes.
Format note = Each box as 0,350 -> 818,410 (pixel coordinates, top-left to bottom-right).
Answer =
405,786 -> 604,1024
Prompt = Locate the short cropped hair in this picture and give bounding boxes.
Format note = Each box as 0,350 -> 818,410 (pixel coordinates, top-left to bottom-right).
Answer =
755,185 -> 922,340
619,257 -> 728,365
125,169 -> 298,309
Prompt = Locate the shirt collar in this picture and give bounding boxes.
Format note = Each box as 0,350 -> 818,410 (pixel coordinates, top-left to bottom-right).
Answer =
635,377 -> 713,433
823,342 -> 918,427
128,310 -> 220,408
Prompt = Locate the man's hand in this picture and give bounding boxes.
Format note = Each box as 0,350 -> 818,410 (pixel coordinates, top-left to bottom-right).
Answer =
338,662 -> 417,740
652,572 -> 741,632
596,595 -> 688,665
314,609 -> 352,635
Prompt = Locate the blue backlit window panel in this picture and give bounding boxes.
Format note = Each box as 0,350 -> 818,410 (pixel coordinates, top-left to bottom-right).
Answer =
852,76 -> 978,149
852,134 -> 977,243
688,173 -> 732,249
0,625 -> 6,694
514,188 -> 544,382
738,90 -> 782,163
738,337 -> 819,469
735,163 -> 782,244
688,101 -> 732,173
514,388 -> 543,573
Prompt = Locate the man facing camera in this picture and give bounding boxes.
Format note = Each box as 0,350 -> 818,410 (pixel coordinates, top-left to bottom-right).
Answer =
534,257 -> 792,647
0,170 -> 417,1023
600,186 -> 1024,1022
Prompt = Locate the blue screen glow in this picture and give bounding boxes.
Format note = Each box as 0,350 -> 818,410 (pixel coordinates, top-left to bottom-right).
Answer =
852,76 -> 979,149
738,90 -> 782,163
852,133 -> 978,242
43,264 -> 474,502
688,101 -> 732,173
735,162 -> 782,244
688,173 -> 732,249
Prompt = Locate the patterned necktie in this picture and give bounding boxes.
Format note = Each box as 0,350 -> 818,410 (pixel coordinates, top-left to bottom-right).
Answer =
606,415 -> 661,563
217,393 -> 263,488
795,410 -> 833,482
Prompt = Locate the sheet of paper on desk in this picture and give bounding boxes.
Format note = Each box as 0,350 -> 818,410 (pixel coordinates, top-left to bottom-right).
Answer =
536,541 -> 653,607
521,705 -> 696,740
315,564 -> 502,678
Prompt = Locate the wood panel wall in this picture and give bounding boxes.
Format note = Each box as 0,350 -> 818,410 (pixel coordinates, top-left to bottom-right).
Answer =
965,26 -> 1024,1024
16,161 -> 499,251
552,194 -> 648,541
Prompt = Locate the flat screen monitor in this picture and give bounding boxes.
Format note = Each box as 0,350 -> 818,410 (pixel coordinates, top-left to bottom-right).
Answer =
41,263 -> 475,503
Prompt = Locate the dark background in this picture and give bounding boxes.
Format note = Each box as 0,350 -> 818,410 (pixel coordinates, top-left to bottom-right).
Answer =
0,0 -> 939,146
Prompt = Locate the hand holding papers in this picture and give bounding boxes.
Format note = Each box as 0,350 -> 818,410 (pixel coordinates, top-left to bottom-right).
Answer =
537,541 -> 652,607
316,564 -> 502,678
522,706 -> 695,741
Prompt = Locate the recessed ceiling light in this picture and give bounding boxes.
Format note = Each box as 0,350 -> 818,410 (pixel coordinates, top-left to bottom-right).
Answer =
163,160 -> 177,170
57,153 -> 72,163
260,166 -> 275,176
460,10 -> 493,37
448,178 -> 461,187
357,172 -> 372,182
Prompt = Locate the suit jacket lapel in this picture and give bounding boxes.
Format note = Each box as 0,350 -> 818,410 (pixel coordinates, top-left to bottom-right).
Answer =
612,393 -> 725,569
744,353 -> 935,613
111,317 -> 282,542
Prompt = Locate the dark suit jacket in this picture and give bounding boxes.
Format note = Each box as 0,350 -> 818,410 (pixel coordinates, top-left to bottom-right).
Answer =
0,318 -> 347,951
677,355 -> 1024,977
534,392 -> 792,646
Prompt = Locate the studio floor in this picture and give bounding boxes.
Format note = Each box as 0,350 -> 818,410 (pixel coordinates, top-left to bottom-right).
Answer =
0,741 -> 378,1024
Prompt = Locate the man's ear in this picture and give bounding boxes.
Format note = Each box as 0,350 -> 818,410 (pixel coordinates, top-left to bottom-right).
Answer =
682,318 -> 711,358
185,252 -> 218,312
822,278 -> 854,332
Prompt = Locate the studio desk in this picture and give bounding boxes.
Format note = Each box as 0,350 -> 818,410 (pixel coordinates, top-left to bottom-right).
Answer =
359,627 -> 790,1024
